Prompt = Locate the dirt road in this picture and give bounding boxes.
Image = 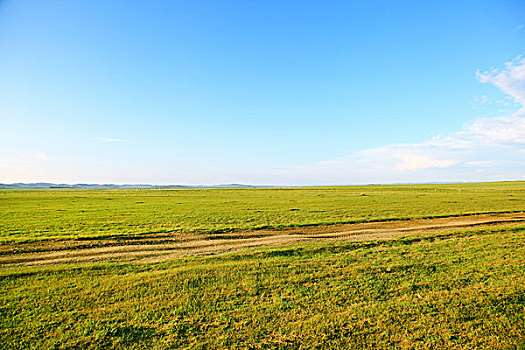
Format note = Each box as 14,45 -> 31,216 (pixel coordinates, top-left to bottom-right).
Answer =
1,212 -> 524,267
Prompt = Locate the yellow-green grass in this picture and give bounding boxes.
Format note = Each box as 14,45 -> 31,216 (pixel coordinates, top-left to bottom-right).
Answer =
1,181 -> 524,243
1,225 -> 523,349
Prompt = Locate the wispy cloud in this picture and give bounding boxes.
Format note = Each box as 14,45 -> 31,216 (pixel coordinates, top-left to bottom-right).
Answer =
476,57 -> 525,115
0,159 -> 33,171
272,57 -> 525,184
97,138 -> 131,143
35,153 -> 54,161
466,161 -> 494,166
394,154 -> 456,171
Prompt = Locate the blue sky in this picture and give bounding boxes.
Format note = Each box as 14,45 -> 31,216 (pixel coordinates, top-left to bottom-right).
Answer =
1,0 -> 524,185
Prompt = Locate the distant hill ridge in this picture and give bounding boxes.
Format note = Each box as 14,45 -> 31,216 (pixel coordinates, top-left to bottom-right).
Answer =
0,183 -> 259,189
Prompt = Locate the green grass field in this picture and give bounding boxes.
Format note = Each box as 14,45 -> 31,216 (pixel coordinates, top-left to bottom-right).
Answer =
1,181 -> 524,242
1,225 -> 524,349
1,182 -> 524,349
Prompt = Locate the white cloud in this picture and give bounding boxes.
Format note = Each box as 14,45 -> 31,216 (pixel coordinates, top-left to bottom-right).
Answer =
36,153 -> 54,161
473,94 -> 492,106
476,57 -> 525,115
342,144 -> 459,172
466,161 -> 494,166
395,154 -> 457,171
457,116 -> 525,145
97,138 -> 130,143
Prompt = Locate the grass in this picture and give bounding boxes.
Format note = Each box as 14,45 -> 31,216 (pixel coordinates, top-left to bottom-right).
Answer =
1,181 -> 524,348
1,181 -> 524,242
0,225 -> 524,349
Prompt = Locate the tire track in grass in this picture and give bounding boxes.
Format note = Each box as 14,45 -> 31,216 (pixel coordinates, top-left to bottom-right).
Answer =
0,212 -> 524,267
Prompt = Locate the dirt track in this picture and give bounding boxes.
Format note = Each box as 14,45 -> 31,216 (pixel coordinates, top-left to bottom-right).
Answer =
1,212 -> 524,267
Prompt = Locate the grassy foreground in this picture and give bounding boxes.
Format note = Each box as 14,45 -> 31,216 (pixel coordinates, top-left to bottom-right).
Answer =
1,181 -> 524,242
1,225 -> 524,349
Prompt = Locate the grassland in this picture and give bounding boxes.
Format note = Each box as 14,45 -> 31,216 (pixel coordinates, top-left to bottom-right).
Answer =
1,181 -> 524,242
1,225 -> 524,349
1,181 -> 524,349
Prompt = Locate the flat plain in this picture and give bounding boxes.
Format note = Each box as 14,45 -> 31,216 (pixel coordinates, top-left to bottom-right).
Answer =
0,181 -> 524,349
1,181 -> 524,242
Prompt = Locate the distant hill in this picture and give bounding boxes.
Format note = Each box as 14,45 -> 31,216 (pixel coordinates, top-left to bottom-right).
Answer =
0,183 -> 261,189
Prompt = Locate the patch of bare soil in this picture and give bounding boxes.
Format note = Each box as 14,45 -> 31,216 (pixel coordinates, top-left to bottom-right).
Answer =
1,212 -> 524,267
